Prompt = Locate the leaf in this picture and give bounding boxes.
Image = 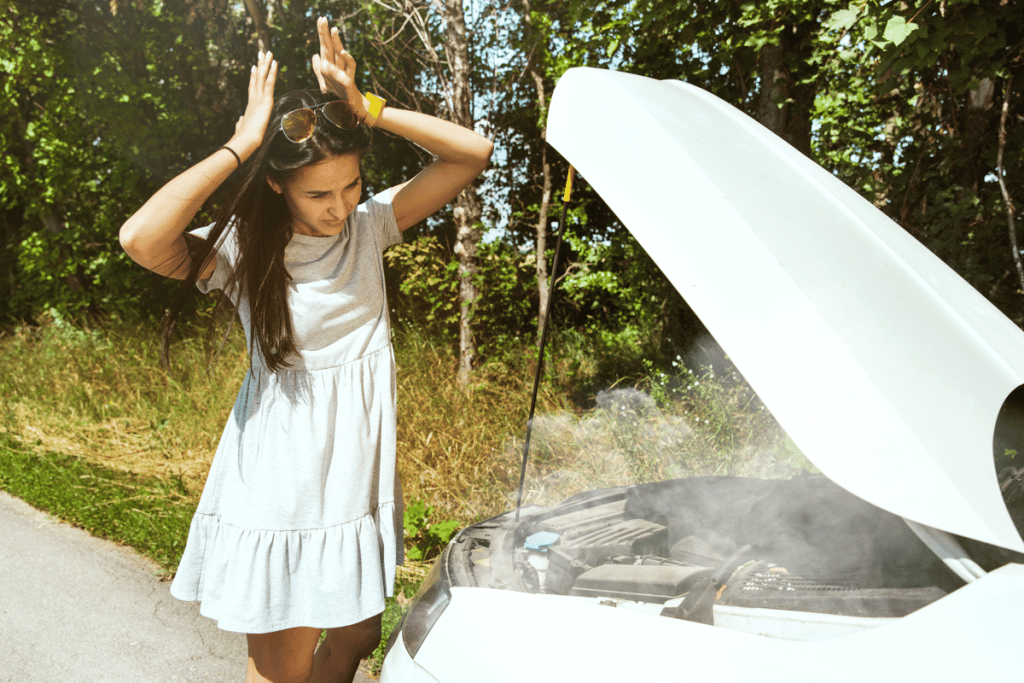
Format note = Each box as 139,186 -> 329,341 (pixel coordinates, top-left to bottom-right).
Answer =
825,8 -> 860,32
883,17 -> 918,46
607,38 -> 619,57
428,519 -> 459,544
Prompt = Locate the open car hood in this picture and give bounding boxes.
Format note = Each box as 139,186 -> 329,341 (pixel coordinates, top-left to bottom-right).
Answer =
546,67 -> 1024,553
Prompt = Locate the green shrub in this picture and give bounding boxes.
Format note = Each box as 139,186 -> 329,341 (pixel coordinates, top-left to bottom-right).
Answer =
403,499 -> 459,561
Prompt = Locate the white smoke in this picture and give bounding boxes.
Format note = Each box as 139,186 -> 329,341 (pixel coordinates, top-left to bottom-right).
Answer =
510,385 -> 812,508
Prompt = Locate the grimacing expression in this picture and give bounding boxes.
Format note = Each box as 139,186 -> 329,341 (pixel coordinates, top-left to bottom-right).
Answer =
268,152 -> 362,237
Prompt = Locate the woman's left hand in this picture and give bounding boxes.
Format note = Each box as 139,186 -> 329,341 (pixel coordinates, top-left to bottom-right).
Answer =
311,17 -> 367,119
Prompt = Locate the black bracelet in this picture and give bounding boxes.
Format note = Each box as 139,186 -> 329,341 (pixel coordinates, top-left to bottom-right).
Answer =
217,145 -> 242,167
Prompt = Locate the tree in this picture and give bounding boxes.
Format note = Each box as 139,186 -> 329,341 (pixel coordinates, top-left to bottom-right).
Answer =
361,0 -> 499,386
558,0 -> 1024,330
563,0 -> 841,154
1,0 -> 252,319
818,0 -> 1024,320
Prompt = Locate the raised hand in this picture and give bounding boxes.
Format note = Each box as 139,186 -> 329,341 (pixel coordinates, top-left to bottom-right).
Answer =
228,50 -> 278,159
310,17 -> 367,119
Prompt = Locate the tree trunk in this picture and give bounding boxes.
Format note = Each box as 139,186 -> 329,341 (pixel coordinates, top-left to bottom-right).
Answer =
531,71 -> 553,344
521,0 -> 553,344
757,37 -> 813,158
440,0 -> 485,387
242,0 -> 271,53
454,194 -> 482,386
757,43 -> 788,136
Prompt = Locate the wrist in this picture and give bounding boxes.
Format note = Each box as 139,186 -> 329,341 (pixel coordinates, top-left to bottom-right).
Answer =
225,135 -> 260,162
361,93 -> 386,128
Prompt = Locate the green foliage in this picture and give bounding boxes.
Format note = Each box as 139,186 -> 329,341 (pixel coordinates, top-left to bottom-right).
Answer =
384,236 -> 537,360
402,499 -> 459,561
813,0 -> 1024,319
385,236 -> 459,337
0,7 -> 161,319
551,224 -> 680,386
0,439 -> 195,575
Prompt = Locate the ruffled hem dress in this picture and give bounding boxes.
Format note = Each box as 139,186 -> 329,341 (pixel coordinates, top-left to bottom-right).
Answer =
169,190 -> 405,634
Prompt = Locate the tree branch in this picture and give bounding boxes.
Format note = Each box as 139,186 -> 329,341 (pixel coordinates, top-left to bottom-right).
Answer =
242,0 -> 270,53
996,76 -> 1023,299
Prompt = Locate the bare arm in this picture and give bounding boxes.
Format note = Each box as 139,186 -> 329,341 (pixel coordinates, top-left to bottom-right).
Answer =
312,18 -> 493,231
119,52 -> 279,279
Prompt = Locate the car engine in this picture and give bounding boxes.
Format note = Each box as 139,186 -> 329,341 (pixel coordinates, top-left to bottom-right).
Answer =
447,475 -> 958,628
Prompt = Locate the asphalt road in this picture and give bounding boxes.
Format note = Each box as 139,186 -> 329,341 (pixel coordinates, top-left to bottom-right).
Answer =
0,490 -> 374,682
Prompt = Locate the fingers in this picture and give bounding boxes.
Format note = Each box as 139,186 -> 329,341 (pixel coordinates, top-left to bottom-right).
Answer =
317,17 -> 353,69
248,57 -> 258,99
251,51 -> 276,100
260,52 -> 277,95
331,27 -> 356,77
330,26 -> 344,58
312,16 -> 359,97
318,17 -> 332,67
311,54 -> 327,94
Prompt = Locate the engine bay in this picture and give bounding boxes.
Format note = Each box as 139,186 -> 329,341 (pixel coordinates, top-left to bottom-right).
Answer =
448,475 -> 960,629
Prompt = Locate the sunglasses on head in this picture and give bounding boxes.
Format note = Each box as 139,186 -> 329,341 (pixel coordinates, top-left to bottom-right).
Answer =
280,100 -> 361,142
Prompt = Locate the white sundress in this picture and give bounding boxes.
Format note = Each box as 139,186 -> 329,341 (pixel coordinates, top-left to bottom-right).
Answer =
169,190 -> 404,634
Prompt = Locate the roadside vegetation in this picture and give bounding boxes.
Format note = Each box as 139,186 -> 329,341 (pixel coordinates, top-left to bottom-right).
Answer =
0,306 -> 811,674
0,309 -> 810,530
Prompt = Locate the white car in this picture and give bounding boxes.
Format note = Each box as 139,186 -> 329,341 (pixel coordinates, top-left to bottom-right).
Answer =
381,67 -> 1024,682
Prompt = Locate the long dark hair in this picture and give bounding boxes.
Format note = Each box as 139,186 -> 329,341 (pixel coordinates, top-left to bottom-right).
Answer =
162,90 -> 371,372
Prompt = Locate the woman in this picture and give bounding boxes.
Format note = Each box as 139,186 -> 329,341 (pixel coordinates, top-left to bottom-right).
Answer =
119,17 -> 492,683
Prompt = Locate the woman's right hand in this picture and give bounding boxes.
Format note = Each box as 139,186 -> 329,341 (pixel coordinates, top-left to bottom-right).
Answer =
119,51 -> 278,278
227,51 -> 278,160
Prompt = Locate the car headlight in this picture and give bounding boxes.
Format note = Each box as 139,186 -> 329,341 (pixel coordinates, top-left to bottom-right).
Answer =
385,547 -> 452,659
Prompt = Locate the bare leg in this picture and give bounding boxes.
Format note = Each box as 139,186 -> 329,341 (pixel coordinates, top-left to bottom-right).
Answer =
310,613 -> 383,683
247,627 -> 321,683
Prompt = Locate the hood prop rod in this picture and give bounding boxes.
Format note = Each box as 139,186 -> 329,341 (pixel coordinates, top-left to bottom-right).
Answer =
515,166 -> 576,521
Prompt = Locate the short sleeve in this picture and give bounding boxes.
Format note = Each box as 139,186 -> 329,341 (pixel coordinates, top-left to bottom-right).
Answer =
189,222 -> 239,295
363,188 -> 402,252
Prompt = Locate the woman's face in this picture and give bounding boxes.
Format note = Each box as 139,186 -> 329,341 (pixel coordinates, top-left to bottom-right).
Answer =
268,152 -> 362,237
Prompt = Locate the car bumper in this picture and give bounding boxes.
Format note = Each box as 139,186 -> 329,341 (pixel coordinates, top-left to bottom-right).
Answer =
380,628 -> 440,683
384,565 -> 1024,682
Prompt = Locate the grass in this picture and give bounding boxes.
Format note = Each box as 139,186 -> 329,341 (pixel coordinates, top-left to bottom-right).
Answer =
508,365 -> 813,507
0,311 -> 245,492
0,314 -> 572,673
392,327 -> 575,520
0,312 -> 573,523
0,438 -> 195,575
0,313 -> 809,674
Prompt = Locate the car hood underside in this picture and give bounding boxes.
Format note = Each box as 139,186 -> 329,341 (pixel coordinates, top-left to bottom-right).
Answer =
546,67 -> 1024,553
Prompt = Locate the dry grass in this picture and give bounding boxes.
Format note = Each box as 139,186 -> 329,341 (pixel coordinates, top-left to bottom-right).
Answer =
0,316 -> 574,522
510,379 -> 814,508
0,314 -> 245,494
1,316 -> 808,525
393,330 -> 572,521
